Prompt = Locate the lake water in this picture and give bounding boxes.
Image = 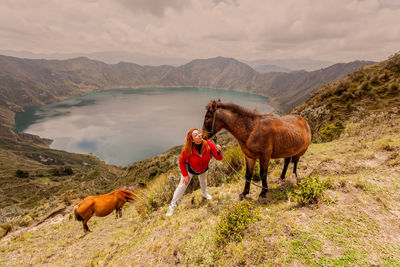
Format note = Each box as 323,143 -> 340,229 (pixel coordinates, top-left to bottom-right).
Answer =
14,87 -> 273,166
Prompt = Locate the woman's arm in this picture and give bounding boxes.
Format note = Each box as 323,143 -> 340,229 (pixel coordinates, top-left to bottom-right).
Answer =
207,140 -> 223,160
179,151 -> 189,176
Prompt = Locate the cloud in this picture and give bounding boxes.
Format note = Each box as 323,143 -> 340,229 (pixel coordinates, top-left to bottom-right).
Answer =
0,0 -> 399,62
116,0 -> 191,17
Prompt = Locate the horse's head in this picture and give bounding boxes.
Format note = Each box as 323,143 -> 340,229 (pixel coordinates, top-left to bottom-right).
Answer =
202,99 -> 222,139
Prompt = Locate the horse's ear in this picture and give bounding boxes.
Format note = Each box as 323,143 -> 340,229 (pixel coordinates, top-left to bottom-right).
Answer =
210,100 -> 217,112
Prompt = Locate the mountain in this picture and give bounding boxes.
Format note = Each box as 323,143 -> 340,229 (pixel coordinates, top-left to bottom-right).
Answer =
244,58 -> 335,72
0,49 -> 189,66
0,54 -> 372,129
254,60 -> 374,113
253,64 -> 292,73
0,50 -> 335,70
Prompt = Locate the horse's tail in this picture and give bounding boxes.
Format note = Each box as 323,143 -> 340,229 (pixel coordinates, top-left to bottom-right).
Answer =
73,204 -> 84,221
117,189 -> 138,202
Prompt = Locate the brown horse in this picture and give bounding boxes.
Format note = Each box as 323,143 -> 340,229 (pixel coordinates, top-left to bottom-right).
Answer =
73,189 -> 138,232
202,100 -> 311,200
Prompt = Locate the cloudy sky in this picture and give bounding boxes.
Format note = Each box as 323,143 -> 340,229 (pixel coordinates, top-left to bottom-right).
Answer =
1,0 -> 399,62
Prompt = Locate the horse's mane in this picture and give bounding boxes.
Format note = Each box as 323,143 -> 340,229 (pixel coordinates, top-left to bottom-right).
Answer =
217,102 -> 270,119
112,189 -> 137,201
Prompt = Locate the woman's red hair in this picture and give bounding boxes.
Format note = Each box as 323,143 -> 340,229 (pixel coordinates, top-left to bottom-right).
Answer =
181,128 -> 209,156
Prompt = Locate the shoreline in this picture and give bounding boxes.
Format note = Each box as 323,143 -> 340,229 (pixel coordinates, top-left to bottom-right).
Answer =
11,86 -> 274,167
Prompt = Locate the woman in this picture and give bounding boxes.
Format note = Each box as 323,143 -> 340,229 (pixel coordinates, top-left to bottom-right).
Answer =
166,127 -> 223,216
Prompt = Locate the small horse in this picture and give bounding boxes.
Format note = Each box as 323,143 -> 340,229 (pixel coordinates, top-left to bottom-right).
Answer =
202,100 -> 311,200
73,189 -> 138,232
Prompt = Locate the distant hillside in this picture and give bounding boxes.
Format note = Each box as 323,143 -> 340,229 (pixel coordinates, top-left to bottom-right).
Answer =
0,49 -> 190,66
293,53 -> 400,141
255,60 -> 374,113
0,54 -> 372,129
253,64 -> 292,73
244,58 -> 334,72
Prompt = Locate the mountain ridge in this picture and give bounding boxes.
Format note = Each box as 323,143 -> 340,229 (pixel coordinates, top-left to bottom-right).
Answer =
0,54 -> 372,129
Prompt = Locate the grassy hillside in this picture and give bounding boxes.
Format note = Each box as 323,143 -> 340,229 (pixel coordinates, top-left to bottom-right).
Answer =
0,133 -> 190,232
0,110 -> 399,265
0,133 -> 115,228
293,53 -> 400,142
0,130 -> 237,236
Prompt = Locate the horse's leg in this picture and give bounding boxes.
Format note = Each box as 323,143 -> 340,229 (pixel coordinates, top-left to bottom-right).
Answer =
115,207 -> 120,218
292,156 -> 300,179
259,155 -> 270,198
280,157 -> 291,180
118,207 -> 122,218
83,219 -> 91,232
117,198 -> 126,218
239,157 -> 256,201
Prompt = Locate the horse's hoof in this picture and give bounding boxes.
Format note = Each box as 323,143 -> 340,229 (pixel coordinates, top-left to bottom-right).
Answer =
259,192 -> 267,198
238,193 -> 245,201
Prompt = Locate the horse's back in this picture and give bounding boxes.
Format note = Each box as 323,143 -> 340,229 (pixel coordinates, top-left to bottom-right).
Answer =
91,194 -> 120,217
278,115 -> 310,137
267,114 -> 311,158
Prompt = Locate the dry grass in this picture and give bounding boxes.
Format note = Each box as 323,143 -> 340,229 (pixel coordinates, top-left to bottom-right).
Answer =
0,112 -> 400,266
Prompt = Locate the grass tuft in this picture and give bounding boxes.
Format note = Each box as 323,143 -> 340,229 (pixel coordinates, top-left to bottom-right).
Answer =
319,120 -> 345,142
215,200 -> 261,246
293,175 -> 330,206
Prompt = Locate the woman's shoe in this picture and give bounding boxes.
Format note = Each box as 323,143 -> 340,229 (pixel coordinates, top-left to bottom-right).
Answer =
166,206 -> 175,216
203,193 -> 212,200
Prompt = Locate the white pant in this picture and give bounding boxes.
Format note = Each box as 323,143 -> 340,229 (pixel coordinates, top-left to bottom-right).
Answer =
170,171 -> 209,208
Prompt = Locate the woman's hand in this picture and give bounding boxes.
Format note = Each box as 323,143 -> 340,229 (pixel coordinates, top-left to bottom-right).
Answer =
216,144 -> 221,152
183,176 -> 190,186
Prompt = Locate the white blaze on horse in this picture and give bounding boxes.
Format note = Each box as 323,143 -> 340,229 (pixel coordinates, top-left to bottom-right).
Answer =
202,100 -> 311,200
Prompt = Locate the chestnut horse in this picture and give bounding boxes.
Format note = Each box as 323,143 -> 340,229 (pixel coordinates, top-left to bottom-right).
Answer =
73,189 -> 138,232
202,100 -> 311,200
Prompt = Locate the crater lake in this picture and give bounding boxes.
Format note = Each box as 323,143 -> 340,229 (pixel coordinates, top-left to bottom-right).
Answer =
14,87 -> 273,166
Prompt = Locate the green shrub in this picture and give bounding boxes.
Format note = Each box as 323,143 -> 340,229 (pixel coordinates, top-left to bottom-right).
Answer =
358,81 -> 369,91
253,161 -> 261,181
251,160 -> 277,182
223,145 -> 244,175
137,174 -> 177,215
215,200 -> 261,246
294,175 -> 326,206
0,223 -> 12,237
386,53 -> 400,73
388,152 -> 400,166
17,215 -> 33,227
389,82 -> 399,92
51,166 -> 74,176
319,120 -> 345,142
15,170 -> 29,178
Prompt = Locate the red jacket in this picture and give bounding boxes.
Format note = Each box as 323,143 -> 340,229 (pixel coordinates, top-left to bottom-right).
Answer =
179,140 -> 223,176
